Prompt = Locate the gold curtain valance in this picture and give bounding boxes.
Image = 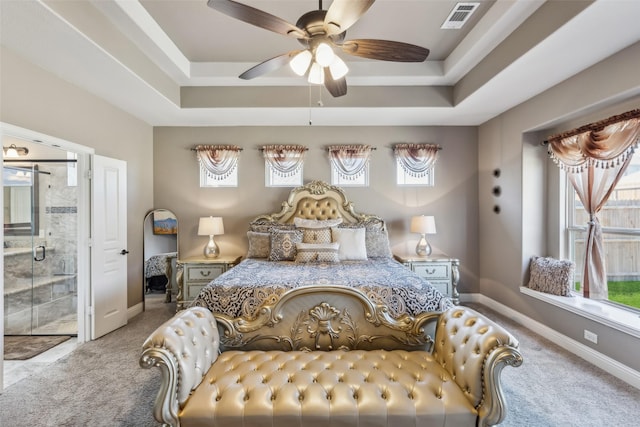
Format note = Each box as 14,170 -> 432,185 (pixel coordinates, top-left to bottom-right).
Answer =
327,144 -> 373,180
546,109 -> 640,172
261,144 -> 307,177
194,145 -> 242,180
393,143 -> 441,178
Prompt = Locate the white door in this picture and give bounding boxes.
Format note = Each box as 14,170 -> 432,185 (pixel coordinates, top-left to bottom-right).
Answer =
91,155 -> 128,339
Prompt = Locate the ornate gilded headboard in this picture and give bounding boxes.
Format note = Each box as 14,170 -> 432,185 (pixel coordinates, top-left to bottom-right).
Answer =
251,180 -> 385,228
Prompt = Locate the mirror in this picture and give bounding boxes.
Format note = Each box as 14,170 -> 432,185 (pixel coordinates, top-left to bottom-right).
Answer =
143,209 -> 178,304
3,165 -> 40,236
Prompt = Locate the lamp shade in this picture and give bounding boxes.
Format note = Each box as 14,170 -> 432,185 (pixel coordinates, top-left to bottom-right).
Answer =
410,215 -> 436,234
198,216 -> 224,236
290,50 -> 312,76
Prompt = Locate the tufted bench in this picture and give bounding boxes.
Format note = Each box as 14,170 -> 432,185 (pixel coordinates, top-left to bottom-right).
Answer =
141,288 -> 522,427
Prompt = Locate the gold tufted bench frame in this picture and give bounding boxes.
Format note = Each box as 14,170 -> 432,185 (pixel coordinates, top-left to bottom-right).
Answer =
141,287 -> 522,427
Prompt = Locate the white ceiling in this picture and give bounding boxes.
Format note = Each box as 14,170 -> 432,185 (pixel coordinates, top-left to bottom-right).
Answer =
1,0 -> 640,127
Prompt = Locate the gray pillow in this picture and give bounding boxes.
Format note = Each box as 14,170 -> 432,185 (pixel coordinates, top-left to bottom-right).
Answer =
365,229 -> 393,258
246,231 -> 270,258
528,256 -> 575,296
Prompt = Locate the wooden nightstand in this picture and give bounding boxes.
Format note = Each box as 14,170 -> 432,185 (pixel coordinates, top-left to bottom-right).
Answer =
394,251 -> 460,305
176,255 -> 242,311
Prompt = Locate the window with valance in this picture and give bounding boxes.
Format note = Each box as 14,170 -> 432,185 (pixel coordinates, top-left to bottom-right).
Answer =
393,143 -> 440,186
196,145 -> 242,187
328,144 -> 373,187
547,109 -> 640,303
262,144 -> 307,187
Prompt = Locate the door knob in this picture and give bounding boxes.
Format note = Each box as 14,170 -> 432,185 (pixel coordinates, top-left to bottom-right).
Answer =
120,249 -> 130,255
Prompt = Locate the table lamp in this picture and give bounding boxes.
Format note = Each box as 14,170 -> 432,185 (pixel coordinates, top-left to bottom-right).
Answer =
198,216 -> 224,258
410,215 -> 436,256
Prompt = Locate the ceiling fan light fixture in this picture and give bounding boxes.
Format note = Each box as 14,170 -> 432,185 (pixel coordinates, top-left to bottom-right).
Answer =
329,55 -> 349,79
308,62 -> 325,85
314,42 -> 335,67
290,50 -> 312,76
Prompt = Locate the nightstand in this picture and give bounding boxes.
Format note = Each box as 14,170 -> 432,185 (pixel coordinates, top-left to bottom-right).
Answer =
176,255 -> 242,311
393,251 -> 460,305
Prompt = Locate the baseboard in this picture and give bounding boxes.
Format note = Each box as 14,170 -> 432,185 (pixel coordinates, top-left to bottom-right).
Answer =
127,302 -> 143,320
460,293 -> 640,390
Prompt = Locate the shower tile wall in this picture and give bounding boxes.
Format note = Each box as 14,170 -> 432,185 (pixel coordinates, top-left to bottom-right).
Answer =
4,163 -> 78,335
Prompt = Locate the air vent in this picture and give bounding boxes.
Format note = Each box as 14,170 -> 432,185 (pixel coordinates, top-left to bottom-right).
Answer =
441,2 -> 480,29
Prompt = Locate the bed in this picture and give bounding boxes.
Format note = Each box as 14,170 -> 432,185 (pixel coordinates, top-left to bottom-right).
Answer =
190,180 -> 453,350
144,251 -> 177,296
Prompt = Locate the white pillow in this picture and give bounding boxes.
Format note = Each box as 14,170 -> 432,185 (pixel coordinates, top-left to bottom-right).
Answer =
294,217 -> 343,229
331,227 -> 367,260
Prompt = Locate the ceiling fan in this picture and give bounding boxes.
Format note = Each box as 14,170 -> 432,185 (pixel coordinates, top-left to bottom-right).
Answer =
206,0 -> 430,97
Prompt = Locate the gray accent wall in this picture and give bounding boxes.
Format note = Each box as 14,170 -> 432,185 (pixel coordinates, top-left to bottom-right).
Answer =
478,41 -> 640,371
152,126 -> 479,293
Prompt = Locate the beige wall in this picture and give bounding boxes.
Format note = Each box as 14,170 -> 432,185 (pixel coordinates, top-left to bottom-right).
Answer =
153,126 -> 480,293
0,47 -> 154,307
478,41 -> 640,370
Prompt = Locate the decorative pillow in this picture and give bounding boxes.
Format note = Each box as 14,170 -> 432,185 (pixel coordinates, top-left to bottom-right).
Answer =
269,230 -> 303,261
527,256 -> 575,296
250,221 -> 296,233
331,227 -> 367,260
294,217 -> 343,229
246,231 -> 270,258
295,242 -> 340,263
365,229 -> 393,258
300,227 -> 332,244
338,218 -> 384,232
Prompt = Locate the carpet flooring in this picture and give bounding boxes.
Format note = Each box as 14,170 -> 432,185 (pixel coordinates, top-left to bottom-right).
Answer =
0,296 -> 639,426
4,335 -> 71,360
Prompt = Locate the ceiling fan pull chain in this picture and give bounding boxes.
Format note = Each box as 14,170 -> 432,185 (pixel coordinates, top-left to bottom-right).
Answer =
309,85 -> 313,125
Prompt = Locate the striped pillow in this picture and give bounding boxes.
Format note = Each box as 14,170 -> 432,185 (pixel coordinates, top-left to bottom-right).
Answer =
295,242 -> 340,263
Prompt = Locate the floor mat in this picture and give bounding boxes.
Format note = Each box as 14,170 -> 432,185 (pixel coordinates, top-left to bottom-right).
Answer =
4,335 -> 71,360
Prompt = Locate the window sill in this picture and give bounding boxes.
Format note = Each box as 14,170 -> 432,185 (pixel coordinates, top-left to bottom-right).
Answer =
520,286 -> 640,339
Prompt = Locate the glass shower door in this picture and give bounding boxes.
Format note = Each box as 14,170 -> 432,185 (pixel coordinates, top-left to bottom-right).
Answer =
3,164 -> 38,335
3,162 -> 78,336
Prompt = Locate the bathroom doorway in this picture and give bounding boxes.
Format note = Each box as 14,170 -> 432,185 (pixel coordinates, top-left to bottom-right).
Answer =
3,139 -> 79,336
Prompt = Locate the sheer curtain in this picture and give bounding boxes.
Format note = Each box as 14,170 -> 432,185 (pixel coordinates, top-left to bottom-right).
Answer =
328,144 -> 372,180
195,145 -> 242,180
393,143 -> 440,177
262,145 -> 307,177
547,110 -> 640,299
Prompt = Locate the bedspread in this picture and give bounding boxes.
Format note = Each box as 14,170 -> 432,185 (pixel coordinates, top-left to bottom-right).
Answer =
191,258 -> 453,319
144,252 -> 177,278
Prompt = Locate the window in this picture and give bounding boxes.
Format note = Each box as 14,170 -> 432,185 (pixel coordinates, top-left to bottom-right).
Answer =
396,159 -> 434,186
196,145 -> 241,188
565,147 -> 640,310
328,145 -> 372,187
331,163 -> 368,186
262,145 -> 306,187
393,143 -> 439,187
200,169 -> 238,187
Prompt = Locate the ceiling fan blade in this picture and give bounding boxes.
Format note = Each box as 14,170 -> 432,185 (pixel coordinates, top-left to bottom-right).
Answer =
324,0 -> 375,36
239,51 -> 301,80
323,68 -> 347,97
207,0 -> 307,39
340,39 -> 429,62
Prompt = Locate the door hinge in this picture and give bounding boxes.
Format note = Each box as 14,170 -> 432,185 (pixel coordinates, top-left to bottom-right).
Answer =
85,169 -> 93,180
88,306 -> 95,317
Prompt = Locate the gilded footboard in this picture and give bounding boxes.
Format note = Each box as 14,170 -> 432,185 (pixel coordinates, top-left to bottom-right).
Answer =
212,285 -> 441,352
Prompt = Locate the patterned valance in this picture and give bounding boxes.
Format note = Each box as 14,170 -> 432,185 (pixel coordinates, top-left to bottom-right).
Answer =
328,144 -> 373,180
262,145 -> 307,177
547,109 -> 640,172
195,145 -> 242,180
393,143 -> 440,178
